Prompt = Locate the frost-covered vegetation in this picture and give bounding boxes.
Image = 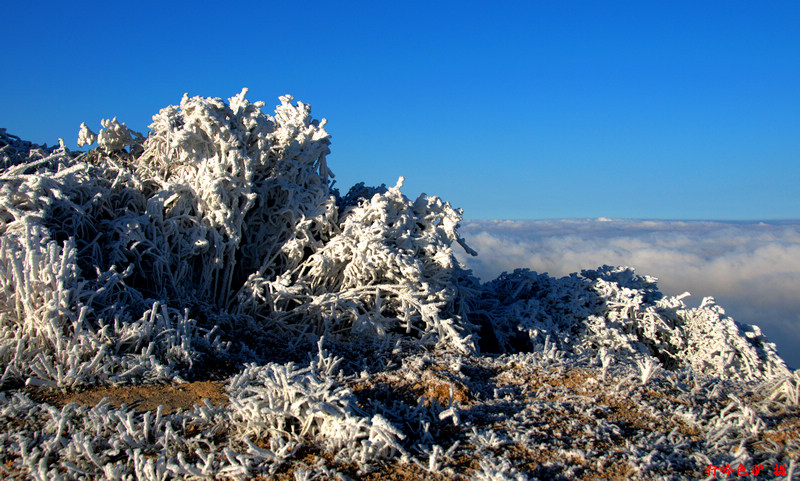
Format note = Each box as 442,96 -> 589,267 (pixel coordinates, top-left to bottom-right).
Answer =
0,92 -> 796,480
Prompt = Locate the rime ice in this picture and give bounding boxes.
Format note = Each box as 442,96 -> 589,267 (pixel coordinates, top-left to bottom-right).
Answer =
0,92 -> 796,479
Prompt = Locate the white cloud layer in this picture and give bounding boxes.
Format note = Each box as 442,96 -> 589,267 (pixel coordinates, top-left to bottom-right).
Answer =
455,219 -> 800,369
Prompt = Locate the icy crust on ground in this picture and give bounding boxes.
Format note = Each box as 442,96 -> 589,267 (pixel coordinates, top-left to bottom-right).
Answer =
0,90 -> 796,478
0,349 -> 798,480
0,345 -> 407,480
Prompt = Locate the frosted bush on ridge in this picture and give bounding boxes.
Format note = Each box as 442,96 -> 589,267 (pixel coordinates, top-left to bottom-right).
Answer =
0,89 -> 479,388
245,176 -> 478,353
0,88 -> 791,392
476,266 -> 789,382
0,89 -> 797,480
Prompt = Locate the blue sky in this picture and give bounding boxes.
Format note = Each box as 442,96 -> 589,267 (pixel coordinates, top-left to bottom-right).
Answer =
2,1 -> 799,220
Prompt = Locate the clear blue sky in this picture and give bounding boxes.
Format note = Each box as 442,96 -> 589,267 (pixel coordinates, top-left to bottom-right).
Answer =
2,1 -> 798,220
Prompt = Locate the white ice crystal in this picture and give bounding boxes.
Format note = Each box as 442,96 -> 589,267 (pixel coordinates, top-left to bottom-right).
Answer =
475,265 -> 789,382
78,117 -> 143,152
0,89 -> 484,389
76,122 -> 96,147
0,90 -> 796,480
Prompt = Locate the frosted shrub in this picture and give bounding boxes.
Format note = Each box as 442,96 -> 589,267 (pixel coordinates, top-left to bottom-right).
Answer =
135,91 -> 337,307
0,128 -> 65,171
0,89 -> 797,479
77,117 -> 143,153
759,369 -> 800,407
476,266 -> 789,382
228,359 -> 405,464
2,89 -> 791,390
242,176 -> 478,353
0,89 -> 481,388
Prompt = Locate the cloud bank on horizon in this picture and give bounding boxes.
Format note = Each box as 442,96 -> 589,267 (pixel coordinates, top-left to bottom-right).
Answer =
455,219 -> 800,369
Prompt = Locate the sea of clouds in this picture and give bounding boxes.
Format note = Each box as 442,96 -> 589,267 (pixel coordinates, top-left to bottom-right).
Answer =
455,219 -> 800,369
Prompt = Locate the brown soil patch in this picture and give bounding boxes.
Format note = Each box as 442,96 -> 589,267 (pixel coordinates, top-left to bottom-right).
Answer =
751,415 -> 800,458
411,369 -> 473,406
28,381 -> 228,414
502,366 -> 701,438
351,366 -> 473,409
